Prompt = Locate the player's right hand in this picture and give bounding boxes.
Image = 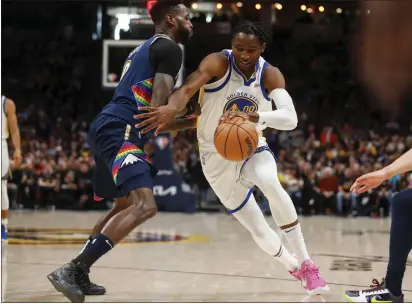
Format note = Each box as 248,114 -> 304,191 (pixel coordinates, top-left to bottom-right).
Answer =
219,111 -> 250,123
350,169 -> 388,194
134,105 -> 178,136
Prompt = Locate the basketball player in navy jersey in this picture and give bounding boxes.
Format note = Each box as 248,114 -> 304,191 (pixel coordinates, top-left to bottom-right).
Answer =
344,2 -> 412,302
47,1 -> 193,302
344,153 -> 412,303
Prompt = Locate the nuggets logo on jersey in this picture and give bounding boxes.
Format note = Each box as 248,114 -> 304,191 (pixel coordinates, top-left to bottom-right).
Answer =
224,92 -> 259,114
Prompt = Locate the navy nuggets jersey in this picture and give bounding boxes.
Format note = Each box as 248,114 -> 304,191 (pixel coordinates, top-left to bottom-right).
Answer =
88,34 -> 183,200
102,34 -> 173,135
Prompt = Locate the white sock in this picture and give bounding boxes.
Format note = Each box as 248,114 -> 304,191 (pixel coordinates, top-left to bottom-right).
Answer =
231,194 -> 299,272
272,244 -> 300,272
283,223 -> 310,265
2,180 -> 9,228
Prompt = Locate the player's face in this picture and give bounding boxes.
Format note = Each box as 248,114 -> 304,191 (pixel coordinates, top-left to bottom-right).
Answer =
231,33 -> 266,72
171,5 -> 193,44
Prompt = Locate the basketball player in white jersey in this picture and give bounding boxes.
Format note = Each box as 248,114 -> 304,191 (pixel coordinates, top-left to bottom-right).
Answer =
1,96 -> 22,242
135,21 -> 328,295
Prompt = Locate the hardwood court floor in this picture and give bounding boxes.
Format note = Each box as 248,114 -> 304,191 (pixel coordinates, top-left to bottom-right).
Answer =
2,211 -> 411,302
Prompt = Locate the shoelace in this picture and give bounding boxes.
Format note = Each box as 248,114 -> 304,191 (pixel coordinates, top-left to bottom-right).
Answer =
301,264 -> 320,281
80,275 -> 91,284
67,269 -> 76,280
363,278 -> 385,294
78,275 -> 101,290
89,283 -> 100,288
297,264 -> 320,289
77,272 -> 92,286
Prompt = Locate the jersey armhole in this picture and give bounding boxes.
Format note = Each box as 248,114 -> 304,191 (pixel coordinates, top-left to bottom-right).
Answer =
203,50 -> 232,93
197,87 -> 205,107
2,96 -> 7,117
259,61 -> 271,101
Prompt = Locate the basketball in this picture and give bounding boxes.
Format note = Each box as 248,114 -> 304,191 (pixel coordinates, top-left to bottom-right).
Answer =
214,116 -> 259,161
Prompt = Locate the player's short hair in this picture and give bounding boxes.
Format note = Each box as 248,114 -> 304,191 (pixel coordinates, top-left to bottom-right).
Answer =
149,0 -> 185,25
231,20 -> 272,46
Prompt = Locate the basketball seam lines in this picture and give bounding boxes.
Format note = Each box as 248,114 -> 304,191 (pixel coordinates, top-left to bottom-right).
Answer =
236,122 -> 244,159
214,122 -> 232,157
237,124 -> 258,147
224,123 -> 237,159
214,120 -> 232,139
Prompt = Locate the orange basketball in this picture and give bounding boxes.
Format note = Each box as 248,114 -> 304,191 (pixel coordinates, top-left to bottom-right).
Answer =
214,116 -> 259,161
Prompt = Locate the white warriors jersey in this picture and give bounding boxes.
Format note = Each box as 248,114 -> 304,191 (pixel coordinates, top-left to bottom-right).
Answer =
197,50 -> 273,153
1,95 -> 9,140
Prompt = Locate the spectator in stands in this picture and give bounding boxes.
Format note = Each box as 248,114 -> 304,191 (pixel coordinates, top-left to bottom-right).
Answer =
37,164 -> 58,210
2,2 -> 411,217
336,168 -> 357,216
317,167 -> 339,214
57,169 -> 77,209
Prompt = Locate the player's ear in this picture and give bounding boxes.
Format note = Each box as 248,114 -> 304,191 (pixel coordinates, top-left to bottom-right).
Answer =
165,14 -> 176,27
261,43 -> 266,53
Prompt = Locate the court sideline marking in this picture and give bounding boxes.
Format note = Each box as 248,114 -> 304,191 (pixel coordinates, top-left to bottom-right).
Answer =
6,260 -> 412,293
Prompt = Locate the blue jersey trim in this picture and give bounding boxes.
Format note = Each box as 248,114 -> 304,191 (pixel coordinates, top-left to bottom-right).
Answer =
227,187 -> 254,214
240,146 -> 277,174
230,53 -> 260,87
204,51 -> 232,93
260,62 -> 271,101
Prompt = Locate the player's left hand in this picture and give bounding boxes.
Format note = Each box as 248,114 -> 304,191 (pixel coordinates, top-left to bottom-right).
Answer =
13,150 -> 22,167
350,169 -> 388,194
219,111 -> 250,123
134,105 -> 178,136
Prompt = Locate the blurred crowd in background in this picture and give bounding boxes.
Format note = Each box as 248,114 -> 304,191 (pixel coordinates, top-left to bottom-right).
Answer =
2,2 -> 412,217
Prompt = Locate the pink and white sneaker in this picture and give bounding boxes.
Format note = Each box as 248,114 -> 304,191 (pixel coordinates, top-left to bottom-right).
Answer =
299,260 -> 329,295
289,255 -> 303,282
289,268 -> 302,281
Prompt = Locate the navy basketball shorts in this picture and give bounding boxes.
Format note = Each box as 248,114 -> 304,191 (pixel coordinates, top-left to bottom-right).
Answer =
88,113 -> 157,200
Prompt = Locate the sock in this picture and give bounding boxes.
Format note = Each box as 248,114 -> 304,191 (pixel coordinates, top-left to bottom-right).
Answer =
79,236 -> 94,254
72,233 -> 114,269
385,189 -> 412,297
283,223 -> 310,265
2,179 -> 9,230
1,218 -> 7,227
273,244 -> 300,272
231,194 -> 299,272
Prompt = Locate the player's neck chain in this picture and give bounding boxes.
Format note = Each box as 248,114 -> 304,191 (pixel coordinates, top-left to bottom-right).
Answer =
155,30 -> 169,38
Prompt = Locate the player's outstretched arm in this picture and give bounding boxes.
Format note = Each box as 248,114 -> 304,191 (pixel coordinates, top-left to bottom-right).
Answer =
167,52 -> 228,113
135,52 -> 227,135
5,98 -> 22,167
160,102 -> 200,132
351,148 -> 412,193
382,148 -> 412,177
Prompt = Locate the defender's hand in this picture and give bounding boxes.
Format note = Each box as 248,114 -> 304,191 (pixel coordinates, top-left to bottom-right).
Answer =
134,105 -> 178,136
350,169 -> 388,194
